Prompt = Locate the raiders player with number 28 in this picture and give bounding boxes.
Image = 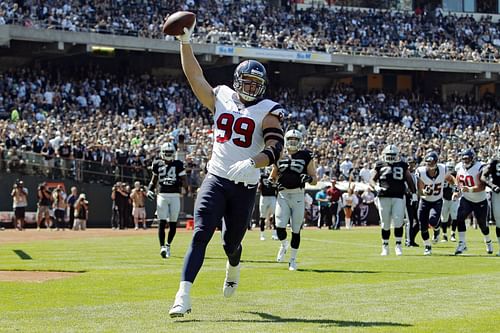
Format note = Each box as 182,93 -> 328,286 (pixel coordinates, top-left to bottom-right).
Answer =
148,142 -> 189,259
371,145 -> 417,256
270,129 -> 317,271
169,19 -> 285,317
480,147 -> 500,256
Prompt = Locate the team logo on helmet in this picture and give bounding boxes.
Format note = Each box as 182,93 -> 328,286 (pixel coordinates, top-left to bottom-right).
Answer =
233,60 -> 268,102
160,142 -> 176,161
382,145 -> 399,164
284,129 -> 303,152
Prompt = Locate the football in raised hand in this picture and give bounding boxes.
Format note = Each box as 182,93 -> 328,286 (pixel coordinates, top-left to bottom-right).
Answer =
162,11 -> 196,36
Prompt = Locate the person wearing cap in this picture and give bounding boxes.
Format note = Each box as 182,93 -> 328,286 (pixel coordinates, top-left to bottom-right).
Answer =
73,193 -> 88,231
11,180 -> 28,231
327,178 -> 342,229
315,185 -> 331,229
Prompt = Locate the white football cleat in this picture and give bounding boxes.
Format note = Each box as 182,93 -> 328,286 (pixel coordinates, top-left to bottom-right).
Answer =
395,244 -> 403,256
454,242 -> 468,255
288,258 -> 297,271
160,246 -> 167,259
169,293 -> 192,318
450,233 -> 456,242
260,233 -> 265,241
223,261 -> 240,298
486,241 -> 493,254
424,245 -> 432,256
380,244 -> 389,256
165,245 -> 171,258
277,241 -> 288,262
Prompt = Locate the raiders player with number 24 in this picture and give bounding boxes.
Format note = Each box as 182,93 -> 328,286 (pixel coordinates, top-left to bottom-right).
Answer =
270,129 -> 317,271
148,142 -> 189,259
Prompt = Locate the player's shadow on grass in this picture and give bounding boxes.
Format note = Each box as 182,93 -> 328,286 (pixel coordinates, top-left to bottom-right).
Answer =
177,311 -> 411,328
298,268 -> 380,274
13,250 -> 32,260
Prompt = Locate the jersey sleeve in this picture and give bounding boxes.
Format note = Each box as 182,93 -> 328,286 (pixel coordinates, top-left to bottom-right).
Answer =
268,103 -> 286,121
176,161 -> 186,177
151,160 -> 160,175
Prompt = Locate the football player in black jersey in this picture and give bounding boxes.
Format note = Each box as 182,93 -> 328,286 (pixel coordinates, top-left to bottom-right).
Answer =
480,149 -> 500,256
270,129 -> 317,271
371,145 -> 417,256
258,167 -> 278,241
147,142 -> 190,259
440,161 -> 459,242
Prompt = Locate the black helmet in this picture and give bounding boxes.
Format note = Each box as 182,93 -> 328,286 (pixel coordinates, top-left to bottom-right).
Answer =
233,60 -> 268,102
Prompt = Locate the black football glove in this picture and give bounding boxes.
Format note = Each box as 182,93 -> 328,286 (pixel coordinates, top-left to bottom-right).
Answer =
492,185 -> 500,194
300,174 -> 313,185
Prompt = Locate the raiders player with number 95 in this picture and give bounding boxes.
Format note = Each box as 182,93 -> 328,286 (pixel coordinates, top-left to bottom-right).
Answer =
269,129 -> 317,271
148,142 -> 189,260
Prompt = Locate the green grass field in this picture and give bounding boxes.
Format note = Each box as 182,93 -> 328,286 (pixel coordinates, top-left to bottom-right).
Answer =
1,227 -> 499,333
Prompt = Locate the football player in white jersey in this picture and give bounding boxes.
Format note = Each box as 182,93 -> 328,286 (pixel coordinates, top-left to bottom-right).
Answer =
454,149 -> 493,255
169,22 -> 286,317
270,129 -> 317,271
415,152 -> 457,255
441,161 -> 459,242
480,146 -> 500,256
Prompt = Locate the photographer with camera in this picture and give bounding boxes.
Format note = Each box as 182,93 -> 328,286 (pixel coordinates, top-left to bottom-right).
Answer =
130,181 -> 147,230
52,185 -> 67,231
11,180 -> 28,230
73,193 -> 89,231
37,182 -> 53,230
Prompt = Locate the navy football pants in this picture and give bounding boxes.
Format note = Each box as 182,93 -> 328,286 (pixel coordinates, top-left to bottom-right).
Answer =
181,174 -> 257,283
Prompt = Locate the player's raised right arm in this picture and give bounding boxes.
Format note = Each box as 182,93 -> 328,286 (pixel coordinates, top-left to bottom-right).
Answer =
178,25 -> 215,112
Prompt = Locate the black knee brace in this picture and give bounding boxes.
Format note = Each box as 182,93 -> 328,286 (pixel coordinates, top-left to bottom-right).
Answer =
276,227 -> 287,241
290,232 -> 300,249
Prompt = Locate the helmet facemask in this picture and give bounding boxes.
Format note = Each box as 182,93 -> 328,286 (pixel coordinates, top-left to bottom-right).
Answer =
234,74 -> 266,102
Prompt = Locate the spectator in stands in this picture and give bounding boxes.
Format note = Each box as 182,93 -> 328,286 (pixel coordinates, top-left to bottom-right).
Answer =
36,182 -> 52,230
11,179 -> 28,230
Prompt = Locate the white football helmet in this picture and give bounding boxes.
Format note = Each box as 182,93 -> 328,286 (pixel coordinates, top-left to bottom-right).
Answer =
160,142 -> 175,161
445,161 -> 455,172
285,129 -> 302,152
382,145 -> 399,164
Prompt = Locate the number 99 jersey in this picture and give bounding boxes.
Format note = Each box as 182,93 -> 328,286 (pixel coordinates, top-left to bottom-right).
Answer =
208,85 -> 285,185
151,159 -> 186,194
374,161 -> 409,198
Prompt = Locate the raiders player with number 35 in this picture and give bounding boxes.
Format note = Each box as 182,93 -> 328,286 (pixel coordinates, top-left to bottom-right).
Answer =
147,142 -> 189,259
270,129 -> 317,271
371,145 -> 417,256
169,19 -> 285,317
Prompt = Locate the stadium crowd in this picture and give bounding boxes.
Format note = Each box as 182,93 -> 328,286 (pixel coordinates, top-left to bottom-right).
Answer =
0,66 -> 499,187
0,1 -> 499,62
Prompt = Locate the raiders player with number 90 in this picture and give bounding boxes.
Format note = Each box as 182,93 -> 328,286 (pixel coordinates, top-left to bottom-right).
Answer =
148,142 -> 189,260
270,129 -> 317,271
